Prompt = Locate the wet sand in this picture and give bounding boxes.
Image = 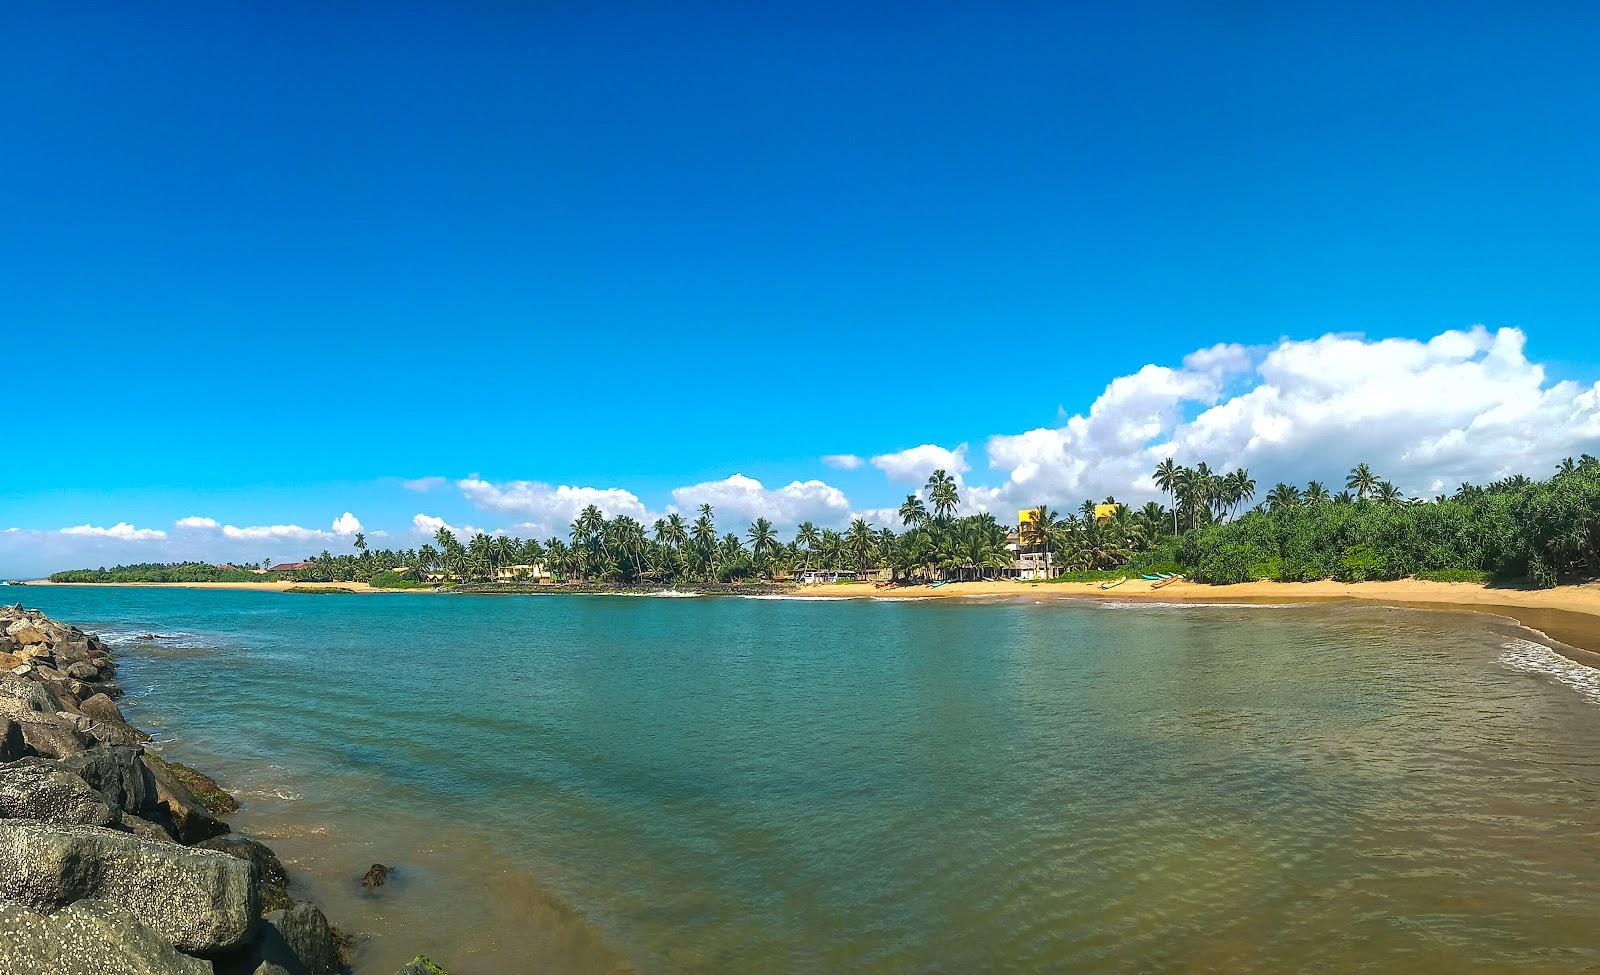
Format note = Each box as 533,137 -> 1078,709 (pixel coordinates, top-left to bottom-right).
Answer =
795,578 -> 1600,658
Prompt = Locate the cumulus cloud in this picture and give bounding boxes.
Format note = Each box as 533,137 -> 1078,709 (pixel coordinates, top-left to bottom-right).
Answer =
670,473 -> 852,530
822,454 -> 865,470
410,513 -> 500,540
175,516 -> 219,529
59,522 -> 167,541
330,512 -> 363,534
974,326 -> 1600,508
870,443 -> 970,484
455,477 -> 652,536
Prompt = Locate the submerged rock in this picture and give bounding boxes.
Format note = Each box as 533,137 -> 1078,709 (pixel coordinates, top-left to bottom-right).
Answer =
361,863 -> 389,889
0,760 -> 118,826
397,956 -> 450,975
0,900 -> 213,975
0,819 -> 258,953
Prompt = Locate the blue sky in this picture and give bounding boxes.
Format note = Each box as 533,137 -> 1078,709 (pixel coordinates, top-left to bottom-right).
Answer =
4,3 -> 1600,574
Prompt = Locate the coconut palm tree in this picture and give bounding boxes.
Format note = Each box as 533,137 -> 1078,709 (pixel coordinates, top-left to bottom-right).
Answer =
1304,480 -> 1329,504
1266,482 -> 1301,511
1375,481 -> 1403,503
1346,463 -> 1379,500
926,470 -> 960,521
845,518 -> 877,574
1153,457 -> 1180,534
898,494 -> 928,528
746,518 -> 779,567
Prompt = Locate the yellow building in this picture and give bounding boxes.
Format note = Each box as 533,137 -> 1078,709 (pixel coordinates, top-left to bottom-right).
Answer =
1094,503 -> 1122,523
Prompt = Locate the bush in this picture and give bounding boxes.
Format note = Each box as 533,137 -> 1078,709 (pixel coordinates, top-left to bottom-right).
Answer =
369,570 -> 426,589
1414,568 -> 1492,583
1196,542 -> 1270,584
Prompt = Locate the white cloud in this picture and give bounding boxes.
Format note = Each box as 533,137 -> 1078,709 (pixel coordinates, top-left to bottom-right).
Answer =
671,473 -> 852,530
175,516 -> 219,529
822,453 -> 865,470
455,477 -> 652,536
330,512 -> 363,534
972,325 -> 1600,507
870,443 -> 970,484
402,476 -> 449,492
59,522 -> 167,541
410,513 -> 499,540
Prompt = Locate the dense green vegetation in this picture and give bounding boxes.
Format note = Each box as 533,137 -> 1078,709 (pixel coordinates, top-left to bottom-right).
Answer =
1160,454 -> 1600,587
48,455 -> 1600,590
47,562 -> 276,584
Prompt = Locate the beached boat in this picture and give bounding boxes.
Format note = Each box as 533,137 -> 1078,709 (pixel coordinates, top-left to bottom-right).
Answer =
1100,577 -> 1127,590
1151,574 -> 1183,589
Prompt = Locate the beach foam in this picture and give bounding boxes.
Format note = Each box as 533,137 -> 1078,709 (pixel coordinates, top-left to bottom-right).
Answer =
1499,638 -> 1600,705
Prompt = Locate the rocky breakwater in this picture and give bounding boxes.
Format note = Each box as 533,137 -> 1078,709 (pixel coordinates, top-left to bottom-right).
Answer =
0,605 -> 449,975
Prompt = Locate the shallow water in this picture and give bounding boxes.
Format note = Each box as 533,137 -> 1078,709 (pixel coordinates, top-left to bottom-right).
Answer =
17,588 -> 1600,973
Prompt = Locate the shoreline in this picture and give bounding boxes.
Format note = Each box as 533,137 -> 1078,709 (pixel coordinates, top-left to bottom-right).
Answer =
22,576 -> 1600,655
0,604 -> 446,974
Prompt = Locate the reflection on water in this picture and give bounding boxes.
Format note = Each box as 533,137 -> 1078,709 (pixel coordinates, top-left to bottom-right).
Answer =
22,588 -> 1600,974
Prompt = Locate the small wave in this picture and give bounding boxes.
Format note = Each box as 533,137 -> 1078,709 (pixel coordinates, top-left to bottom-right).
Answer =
741,594 -> 860,601
648,589 -> 702,598
239,787 -> 303,801
97,628 -> 218,650
1499,638 -> 1600,704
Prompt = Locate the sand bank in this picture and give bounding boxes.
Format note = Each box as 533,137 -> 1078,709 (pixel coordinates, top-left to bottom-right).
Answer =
795,577 -> 1600,658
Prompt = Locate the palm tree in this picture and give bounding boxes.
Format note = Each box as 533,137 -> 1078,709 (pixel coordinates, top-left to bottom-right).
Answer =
846,518 -> 876,574
1375,481 -> 1402,504
898,494 -> 928,528
1346,463 -> 1379,500
1026,506 -> 1059,577
1558,456 -> 1579,477
746,518 -> 779,568
794,521 -> 822,571
1153,457 -> 1180,535
1223,468 -> 1255,520
1266,482 -> 1301,511
926,470 -> 959,521
1304,480 -> 1328,504
353,532 -> 367,555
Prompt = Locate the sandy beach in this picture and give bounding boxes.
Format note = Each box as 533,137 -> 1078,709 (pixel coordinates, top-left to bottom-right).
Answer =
794,577 -> 1600,658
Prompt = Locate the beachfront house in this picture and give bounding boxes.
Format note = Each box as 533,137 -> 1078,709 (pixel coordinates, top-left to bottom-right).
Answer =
796,568 -> 859,585
493,563 -> 549,583
268,561 -> 312,573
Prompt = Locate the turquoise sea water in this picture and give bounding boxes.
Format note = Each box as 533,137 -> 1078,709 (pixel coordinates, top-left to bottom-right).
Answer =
15,587 -> 1600,974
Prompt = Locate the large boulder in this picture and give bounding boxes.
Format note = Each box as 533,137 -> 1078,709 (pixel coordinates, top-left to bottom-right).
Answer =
66,661 -> 101,681
397,957 -> 450,975
198,834 -> 291,914
80,692 -> 128,724
147,756 -> 231,844
0,820 -> 258,953
0,671 -> 63,718
0,900 -> 213,975
57,744 -> 163,821
0,760 -> 118,826
6,622 -> 49,646
17,714 -> 90,759
216,902 -> 339,975
0,717 -> 24,761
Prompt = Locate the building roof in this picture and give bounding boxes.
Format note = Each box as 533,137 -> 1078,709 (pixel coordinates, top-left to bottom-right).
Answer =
268,561 -> 313,572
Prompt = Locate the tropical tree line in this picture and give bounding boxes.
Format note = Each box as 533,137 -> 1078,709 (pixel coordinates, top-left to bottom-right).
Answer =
49,456 -> 1600,590
1162,455 -> 1600,587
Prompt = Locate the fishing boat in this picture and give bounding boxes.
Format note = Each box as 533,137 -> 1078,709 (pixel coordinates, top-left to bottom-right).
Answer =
1100,577 -> 1128,590
1151,574 -> 1183,589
